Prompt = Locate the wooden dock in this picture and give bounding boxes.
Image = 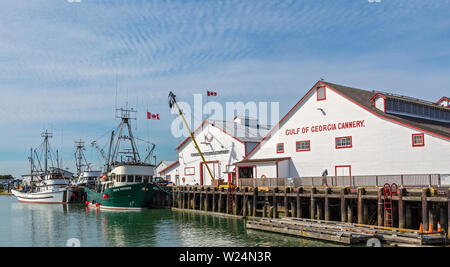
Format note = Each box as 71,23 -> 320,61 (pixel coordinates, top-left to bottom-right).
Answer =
246,217 -> 446,246
164,185 -> 450,246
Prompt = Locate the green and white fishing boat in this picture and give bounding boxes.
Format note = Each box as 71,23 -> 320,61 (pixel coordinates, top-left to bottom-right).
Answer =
86,107 -> 156,210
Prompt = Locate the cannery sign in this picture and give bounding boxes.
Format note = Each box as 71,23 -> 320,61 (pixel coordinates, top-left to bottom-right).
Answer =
191,150 -> 229,157
285,120 -> 366,136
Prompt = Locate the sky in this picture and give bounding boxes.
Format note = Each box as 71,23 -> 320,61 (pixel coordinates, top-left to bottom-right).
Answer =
0,0 -> 449,178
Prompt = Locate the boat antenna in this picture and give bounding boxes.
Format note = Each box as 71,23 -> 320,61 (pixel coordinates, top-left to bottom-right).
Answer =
168,91 -> 215,181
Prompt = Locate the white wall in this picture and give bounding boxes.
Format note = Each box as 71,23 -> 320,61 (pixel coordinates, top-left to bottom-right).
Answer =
177,123 -> 246,185
249,84 -> 450,177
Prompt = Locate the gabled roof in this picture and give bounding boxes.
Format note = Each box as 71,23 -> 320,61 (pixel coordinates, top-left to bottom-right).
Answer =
436,96 -> 450,104
158,161 -> 179,175
322,81 -> 450,139
244,80 -> 450,160
156,160 -> 176,168
175,119 -> 271,150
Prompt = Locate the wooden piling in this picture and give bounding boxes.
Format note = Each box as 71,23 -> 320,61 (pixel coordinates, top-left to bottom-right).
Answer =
398,187 -> 405,229
377,188 -> 383,226
234,187 -> 239,216
242,187 -> 248,217
212,187 -> 217,212
199,188 -> 204,211
325,188 -> 330,221
310,188 -> 316,220
357,188 -> 363,224
218,187 -> 224,213
273,188 -> 278,219
340,188 -> 347,223
296,187 -> 302,218
347,200 -> 353,223
422,188 -> 429,232
284,188 -> 288,217
205,187 -> 210,211
252,187 -> 257,217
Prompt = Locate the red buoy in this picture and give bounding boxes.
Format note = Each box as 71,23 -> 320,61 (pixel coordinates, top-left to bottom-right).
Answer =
103,194 -> 108,199
72,193 -> 76,198
85,201 -> 90,205
96,203 -> 100,207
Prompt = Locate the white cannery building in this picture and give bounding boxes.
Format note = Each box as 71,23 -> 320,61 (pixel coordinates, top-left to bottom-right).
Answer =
236,80 -> 450,186
175,116 -> 270,186
158,161 -> 180,184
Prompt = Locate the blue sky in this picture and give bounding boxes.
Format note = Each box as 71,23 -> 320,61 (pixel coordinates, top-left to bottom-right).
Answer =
1,0 -> 449,178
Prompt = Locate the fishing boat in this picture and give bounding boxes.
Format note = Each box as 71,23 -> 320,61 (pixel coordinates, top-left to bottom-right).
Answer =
11,131 -> 73,204
85,107 -> 156,210
73,139 -> 101,189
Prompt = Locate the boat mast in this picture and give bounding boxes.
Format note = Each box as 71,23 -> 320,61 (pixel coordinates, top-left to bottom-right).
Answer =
74,139 -> 88,176
42,130 -> 52,174
168,92 -> 215,181
111,108 -> 140,164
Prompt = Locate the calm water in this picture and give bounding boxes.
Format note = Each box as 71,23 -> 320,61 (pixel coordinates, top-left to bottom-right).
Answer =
0,196 -> 339,247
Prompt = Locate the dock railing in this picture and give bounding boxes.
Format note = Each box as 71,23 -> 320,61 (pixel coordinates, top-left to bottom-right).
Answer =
238,174 -> 442,188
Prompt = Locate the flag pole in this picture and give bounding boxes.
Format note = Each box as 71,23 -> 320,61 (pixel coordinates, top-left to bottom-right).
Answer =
168,91 -> 216,182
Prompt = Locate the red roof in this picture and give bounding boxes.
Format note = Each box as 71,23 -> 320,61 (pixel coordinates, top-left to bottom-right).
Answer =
158,161 -> 179,175
243,80 -> 450,161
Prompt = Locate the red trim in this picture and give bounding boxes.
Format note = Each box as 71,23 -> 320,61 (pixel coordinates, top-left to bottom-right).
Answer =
276,143 -> 284,154
335,165 -> 352,177
184,167 -> 195,176
296,140 -> 311,152
243,81 -> 325,160
159,161 -> 179,175
316,86 -> 326,101
199,160 -> 219,185
369,93 -> 386,112
435,96 -> 450,104
335,136 -> 352,149
176,120 -> 244,150
325,83 -> 450,141
369,93 -> 386,103
243,81 -> 450,162
412,133 -> 425,147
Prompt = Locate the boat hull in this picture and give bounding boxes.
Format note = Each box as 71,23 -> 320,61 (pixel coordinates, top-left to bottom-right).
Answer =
11,188 -> 73,204
85,183 -> 155,210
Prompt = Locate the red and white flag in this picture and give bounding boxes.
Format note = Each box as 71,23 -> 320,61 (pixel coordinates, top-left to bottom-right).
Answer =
207,90 -> 217,97
147,112 -> 160,120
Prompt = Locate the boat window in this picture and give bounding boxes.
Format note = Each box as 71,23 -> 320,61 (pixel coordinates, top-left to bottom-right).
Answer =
127,176 -> 134,183
135,176 -> 142,183
142,176 -> 148,183
121,176 -> 126,183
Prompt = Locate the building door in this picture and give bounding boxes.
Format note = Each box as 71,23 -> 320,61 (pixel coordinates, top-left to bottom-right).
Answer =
200,161 -> 219,186
335,165 -> 352,186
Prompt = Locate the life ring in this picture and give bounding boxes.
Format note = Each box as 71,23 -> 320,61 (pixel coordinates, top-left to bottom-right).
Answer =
205,132 -> 213,142
261,175 -> 267,180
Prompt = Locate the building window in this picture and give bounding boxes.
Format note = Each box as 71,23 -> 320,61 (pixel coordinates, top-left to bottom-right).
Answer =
296,141 -> 311,152
317,86 -> 326,101
276,143 -> 284,153
184,167 -> 195,176
412,133 -> 424,147
335,136 -> 352,149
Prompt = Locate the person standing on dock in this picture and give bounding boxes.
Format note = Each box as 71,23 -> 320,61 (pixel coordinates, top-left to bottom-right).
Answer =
322,169 -> 328,186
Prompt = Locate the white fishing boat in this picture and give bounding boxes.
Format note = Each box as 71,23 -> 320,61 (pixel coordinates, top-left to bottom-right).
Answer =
11,130 -> 73,204
72,139 -> 101,189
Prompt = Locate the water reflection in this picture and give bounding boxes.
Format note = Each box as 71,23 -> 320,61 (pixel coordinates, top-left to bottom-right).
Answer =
1,196 -> 339,247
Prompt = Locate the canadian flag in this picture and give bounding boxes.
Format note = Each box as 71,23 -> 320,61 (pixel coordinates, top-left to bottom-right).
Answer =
147,112 -> 160,120
207,91 -> 217,96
